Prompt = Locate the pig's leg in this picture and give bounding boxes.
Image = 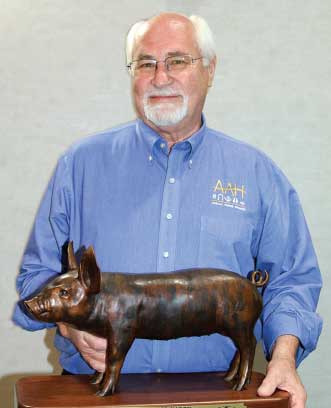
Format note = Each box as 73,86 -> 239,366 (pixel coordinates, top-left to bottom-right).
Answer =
224,350 -> 240,382
232,331 -> 256,391
96,331 -> 134,397
90,371 -> 104,384
246,335 -> 257,386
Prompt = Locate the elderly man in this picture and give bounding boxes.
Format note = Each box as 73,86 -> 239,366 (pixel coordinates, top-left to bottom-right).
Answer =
13,12 -> 321,408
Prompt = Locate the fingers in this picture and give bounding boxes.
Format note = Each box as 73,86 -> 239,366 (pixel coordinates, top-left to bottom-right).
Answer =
83,331 -> 107,351
58,324 -> 107,372
57,322 -> 69,337
80,346 -> 106,372
257,374 -> 278,397
257,358 -> 307,408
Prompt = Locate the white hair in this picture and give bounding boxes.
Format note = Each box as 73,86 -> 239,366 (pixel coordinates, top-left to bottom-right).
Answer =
125,14 -> 216,67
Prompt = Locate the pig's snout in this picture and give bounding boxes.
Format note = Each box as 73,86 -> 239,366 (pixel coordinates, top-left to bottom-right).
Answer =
24,296 -> 52,318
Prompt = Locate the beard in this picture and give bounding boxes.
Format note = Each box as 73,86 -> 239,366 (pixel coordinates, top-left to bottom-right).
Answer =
143,89 -> 188,126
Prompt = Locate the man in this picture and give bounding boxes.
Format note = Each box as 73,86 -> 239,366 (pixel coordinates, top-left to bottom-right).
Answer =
13,13 -> 322,408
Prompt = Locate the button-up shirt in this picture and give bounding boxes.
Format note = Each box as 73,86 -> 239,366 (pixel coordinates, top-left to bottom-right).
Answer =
13,116 -> 322,374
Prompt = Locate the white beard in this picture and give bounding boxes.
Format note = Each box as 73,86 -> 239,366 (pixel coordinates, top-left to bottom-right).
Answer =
143,90 -> 188,126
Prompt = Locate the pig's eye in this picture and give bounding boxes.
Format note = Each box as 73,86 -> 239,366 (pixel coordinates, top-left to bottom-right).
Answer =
59,289 -> 70,298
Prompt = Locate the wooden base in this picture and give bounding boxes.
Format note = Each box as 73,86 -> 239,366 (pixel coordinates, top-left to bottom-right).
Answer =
15,371 -> 289,408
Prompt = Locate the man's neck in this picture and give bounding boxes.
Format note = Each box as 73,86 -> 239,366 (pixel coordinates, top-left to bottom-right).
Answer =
143,117 -> 202,151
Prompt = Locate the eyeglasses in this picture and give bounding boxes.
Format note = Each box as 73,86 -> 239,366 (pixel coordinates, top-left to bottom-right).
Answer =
127,54 -> 204,77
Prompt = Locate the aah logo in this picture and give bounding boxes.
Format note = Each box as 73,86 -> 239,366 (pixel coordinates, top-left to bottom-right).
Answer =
211,179 -> 246,211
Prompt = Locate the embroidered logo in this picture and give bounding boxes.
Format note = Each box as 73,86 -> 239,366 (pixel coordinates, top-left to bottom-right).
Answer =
211,179 -> 246,211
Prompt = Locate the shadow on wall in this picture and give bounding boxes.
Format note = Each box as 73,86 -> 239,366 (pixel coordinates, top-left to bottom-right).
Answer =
253,342 -> 267,374
0,328 -> 61,408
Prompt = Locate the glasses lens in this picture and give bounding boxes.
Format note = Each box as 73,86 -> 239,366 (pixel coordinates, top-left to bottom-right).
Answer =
132,60 -> 156,75
128,55 -> 196,76
167,55 -> 191,71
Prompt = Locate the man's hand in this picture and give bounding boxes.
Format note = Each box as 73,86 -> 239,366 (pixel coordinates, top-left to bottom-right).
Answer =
58,323 -> 107,372
257,335 -> 307,408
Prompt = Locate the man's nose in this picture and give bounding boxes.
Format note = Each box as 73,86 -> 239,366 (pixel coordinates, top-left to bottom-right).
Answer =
151,63 -> 173,87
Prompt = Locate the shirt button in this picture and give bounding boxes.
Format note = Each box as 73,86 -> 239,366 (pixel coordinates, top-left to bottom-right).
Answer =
169,177 -> 175,184
160,143 -> 165,149
163,251 -> 169,258
166,213 -> 173,220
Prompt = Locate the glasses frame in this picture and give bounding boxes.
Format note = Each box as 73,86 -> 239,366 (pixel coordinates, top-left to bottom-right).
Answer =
126,54 -> 204,76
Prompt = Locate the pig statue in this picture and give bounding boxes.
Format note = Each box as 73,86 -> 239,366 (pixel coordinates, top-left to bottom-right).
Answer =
24,241 -> 268,397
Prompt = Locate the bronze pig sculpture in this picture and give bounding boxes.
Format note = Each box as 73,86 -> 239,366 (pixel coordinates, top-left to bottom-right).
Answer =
24,242 -> 268,397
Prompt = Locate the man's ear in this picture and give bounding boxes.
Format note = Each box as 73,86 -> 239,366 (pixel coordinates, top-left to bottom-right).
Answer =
67,241 -> 78,270
207,56 -> 216,88
78,246 -> 101,294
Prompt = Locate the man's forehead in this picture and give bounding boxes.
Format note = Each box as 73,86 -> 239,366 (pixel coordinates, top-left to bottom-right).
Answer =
133,19 -> 198,59
135,50 -> 192,60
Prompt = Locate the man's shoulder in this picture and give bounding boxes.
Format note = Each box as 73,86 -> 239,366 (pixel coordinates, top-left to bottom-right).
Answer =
65,120 -> 137,158
204,126 -> 289,183
206,126 -> 269,160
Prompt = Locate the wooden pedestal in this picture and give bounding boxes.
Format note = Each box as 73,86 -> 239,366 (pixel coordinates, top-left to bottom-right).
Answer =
15,371 -> 289,408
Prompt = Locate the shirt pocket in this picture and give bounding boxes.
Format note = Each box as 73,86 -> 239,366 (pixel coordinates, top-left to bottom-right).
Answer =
198,214 -> 255,273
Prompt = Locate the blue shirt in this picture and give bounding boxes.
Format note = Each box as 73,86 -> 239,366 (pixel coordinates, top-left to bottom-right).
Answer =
13,116 -> 322,374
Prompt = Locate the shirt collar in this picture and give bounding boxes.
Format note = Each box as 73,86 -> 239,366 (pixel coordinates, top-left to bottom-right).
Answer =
135,113 -> 207,161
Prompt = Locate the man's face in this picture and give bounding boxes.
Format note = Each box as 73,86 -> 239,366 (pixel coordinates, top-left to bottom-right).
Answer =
130,16 -> 215,131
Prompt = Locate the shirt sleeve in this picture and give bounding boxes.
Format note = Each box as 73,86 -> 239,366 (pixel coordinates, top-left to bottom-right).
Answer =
12,154 -> 72,331
255,163 -> 323,366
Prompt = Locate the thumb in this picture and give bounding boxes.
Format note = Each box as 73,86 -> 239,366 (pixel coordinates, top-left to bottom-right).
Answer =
257,374 -> 278,397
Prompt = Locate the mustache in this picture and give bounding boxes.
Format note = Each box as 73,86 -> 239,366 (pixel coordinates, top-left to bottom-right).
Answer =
144,88 -> 185,98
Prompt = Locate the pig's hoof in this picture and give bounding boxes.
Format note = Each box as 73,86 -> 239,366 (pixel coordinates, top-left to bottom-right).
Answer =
96,383 -> 116,397
224,372 -> 237,382
90,371 -> 104,384
232,381 -> 246,391
95,389 -> 107,397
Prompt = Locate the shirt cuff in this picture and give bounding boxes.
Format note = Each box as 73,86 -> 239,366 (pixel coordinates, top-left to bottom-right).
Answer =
262,310 -> 322,366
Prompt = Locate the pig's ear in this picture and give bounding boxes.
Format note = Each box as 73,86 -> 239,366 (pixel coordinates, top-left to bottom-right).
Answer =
78,246 -> 101,294
67,241 -> 78,270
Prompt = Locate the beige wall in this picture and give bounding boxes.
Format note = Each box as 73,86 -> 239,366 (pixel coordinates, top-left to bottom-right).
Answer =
1,1 -> 330,406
